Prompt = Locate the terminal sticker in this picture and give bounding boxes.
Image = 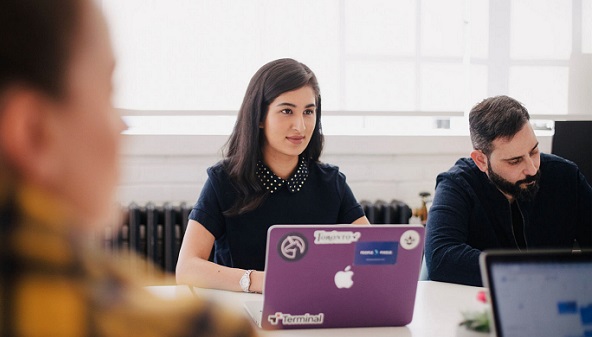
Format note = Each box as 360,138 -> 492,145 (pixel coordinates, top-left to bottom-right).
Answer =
354,241 -> 398,265
268,312 -> 324,326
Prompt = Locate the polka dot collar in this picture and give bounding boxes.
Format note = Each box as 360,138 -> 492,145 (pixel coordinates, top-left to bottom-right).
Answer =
256,157 -> 309,194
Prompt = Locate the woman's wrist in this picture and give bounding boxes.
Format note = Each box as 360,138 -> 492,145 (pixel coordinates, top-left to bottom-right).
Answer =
249,270 -> 264,293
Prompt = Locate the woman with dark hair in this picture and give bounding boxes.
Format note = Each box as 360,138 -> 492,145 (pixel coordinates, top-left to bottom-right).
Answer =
177,58 -> 369,293
0,0 -> 256,335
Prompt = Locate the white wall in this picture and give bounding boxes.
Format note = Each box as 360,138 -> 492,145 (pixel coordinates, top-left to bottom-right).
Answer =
117,134 -> 553,211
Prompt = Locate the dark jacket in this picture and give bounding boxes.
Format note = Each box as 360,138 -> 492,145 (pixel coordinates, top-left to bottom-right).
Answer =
425,153 -> 592,286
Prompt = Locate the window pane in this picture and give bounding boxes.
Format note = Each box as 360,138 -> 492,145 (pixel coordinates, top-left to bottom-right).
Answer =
99,0 -> 585,123
344,61 -> 416,111
102,0 -> 340,110
123,116 -> 235,135
583,0 -> 592,53
469,65 -> 488,109
420,63 -> 464,111
509,66 -> 568,115
103,1 -> 256,110
308,60 -> 342,111
362,116 -> 438,135
510,0 -> 572,60
470,0 -> 489,59
345,0 -> 416,56
421,0 -> 465,57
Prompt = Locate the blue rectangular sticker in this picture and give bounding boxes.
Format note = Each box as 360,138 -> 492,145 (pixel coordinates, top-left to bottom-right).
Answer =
354,241 -> 398,265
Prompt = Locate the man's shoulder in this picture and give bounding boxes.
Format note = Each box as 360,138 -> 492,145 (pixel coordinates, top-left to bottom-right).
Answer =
441,157 -> 480,179
450,157 -> 477,171
541,152 -> 576,166
435,157 -> 485,190
540,153 -> 580,175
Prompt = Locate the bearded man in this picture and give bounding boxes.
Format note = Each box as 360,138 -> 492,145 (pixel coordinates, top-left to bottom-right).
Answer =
425,95 -> 592,286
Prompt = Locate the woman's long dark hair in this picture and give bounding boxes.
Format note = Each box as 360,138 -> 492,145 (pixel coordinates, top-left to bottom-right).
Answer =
223,58 -> 324,216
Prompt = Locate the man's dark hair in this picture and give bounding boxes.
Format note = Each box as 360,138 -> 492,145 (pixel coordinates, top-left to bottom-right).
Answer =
469,95 -> 530,155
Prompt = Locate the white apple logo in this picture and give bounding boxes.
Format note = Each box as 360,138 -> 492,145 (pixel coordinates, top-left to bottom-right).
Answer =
334,266 -> 354,289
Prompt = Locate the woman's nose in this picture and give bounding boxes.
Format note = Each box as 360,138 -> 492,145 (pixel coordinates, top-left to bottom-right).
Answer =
292,114 -> 305,132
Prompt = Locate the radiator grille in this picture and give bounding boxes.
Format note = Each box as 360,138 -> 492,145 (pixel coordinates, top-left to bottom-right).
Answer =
101,199 -> 411,274
361,199 -> 412,225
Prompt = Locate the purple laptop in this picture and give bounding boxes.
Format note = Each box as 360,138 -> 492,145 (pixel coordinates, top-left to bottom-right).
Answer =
244,224 -> 425,330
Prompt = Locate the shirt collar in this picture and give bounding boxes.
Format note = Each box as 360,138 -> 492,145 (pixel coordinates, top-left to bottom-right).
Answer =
256,157 -> 309,194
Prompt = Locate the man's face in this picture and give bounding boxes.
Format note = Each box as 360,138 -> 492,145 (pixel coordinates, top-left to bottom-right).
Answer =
487,160 -> 541,201
485,123 -> 541,201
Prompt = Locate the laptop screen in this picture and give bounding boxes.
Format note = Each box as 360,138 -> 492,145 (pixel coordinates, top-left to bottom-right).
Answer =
481,251 -> 592,337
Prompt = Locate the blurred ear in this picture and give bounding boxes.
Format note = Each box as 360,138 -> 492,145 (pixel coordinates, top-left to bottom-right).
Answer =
0,88 -> 59,184
470,149 -> 489,173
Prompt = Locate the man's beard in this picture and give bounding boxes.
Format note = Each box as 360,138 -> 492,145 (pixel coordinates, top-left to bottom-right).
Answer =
487,164 -> 541,202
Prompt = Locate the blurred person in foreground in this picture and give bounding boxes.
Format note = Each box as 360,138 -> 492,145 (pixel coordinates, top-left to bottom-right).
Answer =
0,0 -> 257,336
425,95 -> 592,287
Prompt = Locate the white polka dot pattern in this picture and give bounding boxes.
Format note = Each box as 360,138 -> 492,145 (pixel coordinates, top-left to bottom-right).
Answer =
256,157 -> 308,194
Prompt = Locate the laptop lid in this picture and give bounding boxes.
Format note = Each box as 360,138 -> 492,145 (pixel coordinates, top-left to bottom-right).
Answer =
480,250 -> 592,337
258,224 -> 425,330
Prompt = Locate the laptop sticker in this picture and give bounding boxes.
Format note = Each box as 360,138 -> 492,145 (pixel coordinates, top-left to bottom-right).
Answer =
313,230 -> 361,244
354,241 -> 398,265
268,312 -> 324,326
278,233 -> 308,261
400,229 -> 421,250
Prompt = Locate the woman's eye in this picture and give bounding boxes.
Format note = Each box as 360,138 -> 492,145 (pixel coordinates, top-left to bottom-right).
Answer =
281,109 -> 292,114
304,109 -> 315,115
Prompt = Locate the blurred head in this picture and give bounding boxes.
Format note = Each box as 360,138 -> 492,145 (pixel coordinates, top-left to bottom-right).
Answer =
469,96 -> 541,201
0,0 -> 124,227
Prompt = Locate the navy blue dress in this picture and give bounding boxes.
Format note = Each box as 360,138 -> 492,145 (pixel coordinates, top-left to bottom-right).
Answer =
189,160 -> 365,271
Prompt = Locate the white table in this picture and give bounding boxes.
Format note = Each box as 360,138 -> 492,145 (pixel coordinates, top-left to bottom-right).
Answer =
146,281 -> 488,337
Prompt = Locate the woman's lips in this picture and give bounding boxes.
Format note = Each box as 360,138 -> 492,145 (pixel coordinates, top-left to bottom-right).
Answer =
286,136 -> 305,144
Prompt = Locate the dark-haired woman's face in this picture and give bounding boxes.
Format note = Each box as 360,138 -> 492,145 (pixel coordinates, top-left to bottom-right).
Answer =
260,86 -> 316,163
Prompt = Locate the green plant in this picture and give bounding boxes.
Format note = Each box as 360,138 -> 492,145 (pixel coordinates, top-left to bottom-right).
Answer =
459,310 -> 490,333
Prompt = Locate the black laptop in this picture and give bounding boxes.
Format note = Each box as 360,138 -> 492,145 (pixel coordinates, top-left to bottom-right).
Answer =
480,250 -> 592,337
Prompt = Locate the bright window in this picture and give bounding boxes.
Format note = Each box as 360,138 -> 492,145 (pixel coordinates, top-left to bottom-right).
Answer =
99,0 -> 591,136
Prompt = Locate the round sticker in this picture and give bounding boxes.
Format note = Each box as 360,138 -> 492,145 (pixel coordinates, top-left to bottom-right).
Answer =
400,230 -> 420,250
278,233 -> 308,261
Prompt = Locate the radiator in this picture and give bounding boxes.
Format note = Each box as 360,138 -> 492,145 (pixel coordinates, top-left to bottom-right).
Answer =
360,199 -> 412,225
101,200 -> 411,274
